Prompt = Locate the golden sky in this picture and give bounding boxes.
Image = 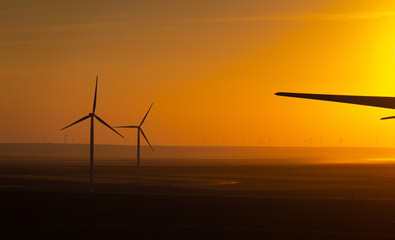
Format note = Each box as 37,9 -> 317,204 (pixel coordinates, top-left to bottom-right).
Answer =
2,0 -> 395,147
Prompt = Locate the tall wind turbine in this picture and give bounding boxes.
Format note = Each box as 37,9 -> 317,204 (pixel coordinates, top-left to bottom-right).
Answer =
61,76 -> 124,192
115,104 -> 154,183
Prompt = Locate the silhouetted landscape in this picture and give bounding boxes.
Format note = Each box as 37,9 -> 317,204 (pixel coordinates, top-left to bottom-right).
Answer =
3,1 -> 395,239
3,144 -> 395,239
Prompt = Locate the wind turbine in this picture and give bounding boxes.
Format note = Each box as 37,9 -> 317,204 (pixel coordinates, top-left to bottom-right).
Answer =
60,76 -> 124,192
115,104 -> 154,183
275,92 -> 395,120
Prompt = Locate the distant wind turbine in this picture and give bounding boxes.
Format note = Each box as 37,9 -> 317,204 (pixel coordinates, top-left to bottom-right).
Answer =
115,104 -> 154,183
60,76 -> 124,193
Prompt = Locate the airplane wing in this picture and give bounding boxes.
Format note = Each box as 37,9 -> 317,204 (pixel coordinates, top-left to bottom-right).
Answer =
275,92 -> 395,109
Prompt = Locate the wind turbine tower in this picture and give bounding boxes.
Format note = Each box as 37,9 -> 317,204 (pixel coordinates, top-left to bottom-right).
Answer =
64,133 -> 68,144
60,76 -> 124,192
115,104 -> 154,183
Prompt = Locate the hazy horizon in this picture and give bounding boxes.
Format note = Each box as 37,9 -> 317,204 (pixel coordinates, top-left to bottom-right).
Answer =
2,143 -> 395,166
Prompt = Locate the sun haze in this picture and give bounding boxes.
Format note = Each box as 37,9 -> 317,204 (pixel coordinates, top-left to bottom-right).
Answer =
1,0 -> 395,147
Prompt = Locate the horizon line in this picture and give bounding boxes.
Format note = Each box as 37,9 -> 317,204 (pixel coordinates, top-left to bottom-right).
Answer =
0,142 -> 393,148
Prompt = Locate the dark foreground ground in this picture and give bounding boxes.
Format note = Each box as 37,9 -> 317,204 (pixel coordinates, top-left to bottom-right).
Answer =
5,191 -> 395,240
3,156 -> 395,239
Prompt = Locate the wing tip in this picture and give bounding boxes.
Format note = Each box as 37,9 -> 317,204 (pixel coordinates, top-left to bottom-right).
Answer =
381,116 -> 395,120
275,92 -> 291,96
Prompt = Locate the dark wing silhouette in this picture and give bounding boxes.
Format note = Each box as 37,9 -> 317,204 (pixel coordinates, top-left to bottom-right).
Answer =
60,114 -> 91,131
381,116 -> 395,120
140,129 -> 153,151
94,115 -> 124,138
140,103 -> 153,126
275,92 -> 395,109
92,76 -> 98,114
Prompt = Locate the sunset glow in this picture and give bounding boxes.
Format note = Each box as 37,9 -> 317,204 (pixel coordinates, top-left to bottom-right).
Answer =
2,1 -> 395,147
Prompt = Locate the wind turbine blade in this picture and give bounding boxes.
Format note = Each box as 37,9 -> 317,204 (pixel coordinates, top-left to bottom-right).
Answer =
381,116 -> 395,120
140,103 -> 153,126
94,115 -> 124,138
275,92 -> 395,109
60,114 -> 91,131
113,126 -> 139,128
140,129 -> 153,151
92,76 -> 98,114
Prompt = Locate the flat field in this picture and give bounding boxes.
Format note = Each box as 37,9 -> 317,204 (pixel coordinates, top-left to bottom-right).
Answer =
3,145 -> 395,239
0,145 -> 395,239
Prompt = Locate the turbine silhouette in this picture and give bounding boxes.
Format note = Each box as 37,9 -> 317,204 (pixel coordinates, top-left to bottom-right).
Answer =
115,104 -> 154,183
60,76 -> 124,192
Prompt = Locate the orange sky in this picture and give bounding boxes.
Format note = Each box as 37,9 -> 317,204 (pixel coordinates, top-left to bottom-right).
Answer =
2,0 -> 395,147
